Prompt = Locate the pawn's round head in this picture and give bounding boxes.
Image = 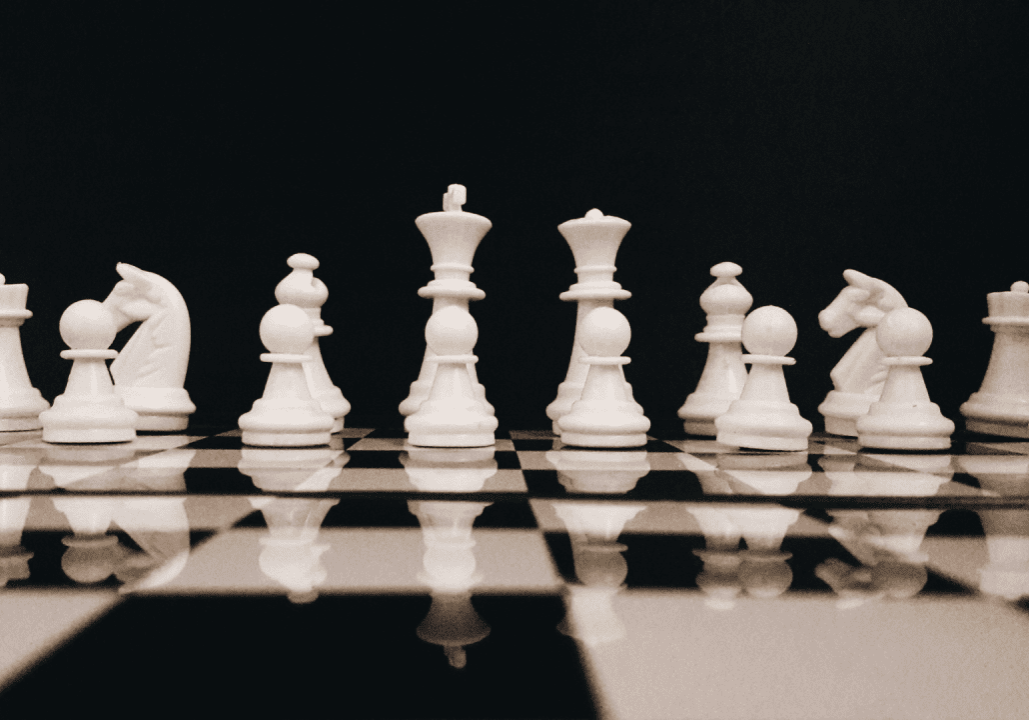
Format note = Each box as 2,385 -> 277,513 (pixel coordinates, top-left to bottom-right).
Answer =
580,307 -> 631,357
259,303 -> 315,353
60,300 -> 118,350
425,305 -> 478,356
876,307 -> 933,357
741,306 -> 797,356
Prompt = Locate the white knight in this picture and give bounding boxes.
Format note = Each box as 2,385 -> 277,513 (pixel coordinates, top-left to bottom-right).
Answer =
102,263 -> 196,431
817,270 -> 907,436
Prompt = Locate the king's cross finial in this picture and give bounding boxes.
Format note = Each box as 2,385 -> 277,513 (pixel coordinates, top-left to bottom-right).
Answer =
443,184 -> 467,212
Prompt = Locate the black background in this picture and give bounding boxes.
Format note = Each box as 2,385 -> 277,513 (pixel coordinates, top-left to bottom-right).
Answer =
2,2 -> 1027,432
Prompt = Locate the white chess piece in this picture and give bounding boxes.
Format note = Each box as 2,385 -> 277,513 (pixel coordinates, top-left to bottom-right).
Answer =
715,306 -> 812,451
400,184 -> 493,418
102,263 -> 196,431
558,307 -> 650,448
856,307 -> 954,450
0,274 -> 50,430
547,209 -> 641,434
238,304 -> 335,447
40,300 -> 138,444
274,253 -> 350,433
406,305 -> 498,448
678,262 -> 753,436
817,270 -> 907,436
960,281 -> 1029,438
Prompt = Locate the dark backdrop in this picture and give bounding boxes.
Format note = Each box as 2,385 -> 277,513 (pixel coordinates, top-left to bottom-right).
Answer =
2,2 -> 1027,433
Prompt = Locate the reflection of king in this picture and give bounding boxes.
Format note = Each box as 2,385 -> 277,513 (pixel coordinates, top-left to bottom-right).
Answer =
102,263 -> 196,431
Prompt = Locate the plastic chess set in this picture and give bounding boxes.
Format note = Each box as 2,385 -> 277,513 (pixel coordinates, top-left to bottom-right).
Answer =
0,185 -> 1027,718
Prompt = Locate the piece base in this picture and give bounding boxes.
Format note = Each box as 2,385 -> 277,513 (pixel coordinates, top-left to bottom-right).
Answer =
963,419 -> 1029,439
823,416 -> 858,437
857,434 -> 951,450
241,430 -> 331,447
0,416 -> 43,432
682,420 -> 716,437
716,432 -> 809,451
407,432 -> 495,448
559,432 -> 648,448
135,414 -> 190,432
43,427 -> 136,444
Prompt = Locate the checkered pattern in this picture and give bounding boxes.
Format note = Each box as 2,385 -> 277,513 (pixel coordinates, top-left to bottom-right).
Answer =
0,428 -> 1027,718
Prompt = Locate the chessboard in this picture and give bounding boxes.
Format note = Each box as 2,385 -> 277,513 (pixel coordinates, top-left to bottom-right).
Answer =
0,426 -> 1028,719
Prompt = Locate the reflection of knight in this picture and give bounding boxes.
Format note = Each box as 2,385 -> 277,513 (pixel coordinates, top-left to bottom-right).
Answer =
817,270 -> 907,436
815,454 -> 951,607
102,263 -> 196,431
410,500 -> 491,668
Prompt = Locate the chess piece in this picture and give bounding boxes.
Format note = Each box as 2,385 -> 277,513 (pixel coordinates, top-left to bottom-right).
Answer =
715,306 -> 812,451
102,263 -> 196,431
406,305 -> 498,447
817,270 -> 907,436
274,253 -> 350,433
960,281 -> 1029,438
0,274 -> 50,430
40,300 -> 138,444
678,262 -> 753,436
558,307 -> 650,448
400,184 -> 493,418
238,304 -> 335,447
547,209 -> 641,434
856,308 -> 954,450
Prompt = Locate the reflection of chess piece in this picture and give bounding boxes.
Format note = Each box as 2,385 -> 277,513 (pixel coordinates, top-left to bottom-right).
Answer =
400,184 -> 493,419
975,508 -> 1029,601
0,274 -> 50,430
817,270 -> 907,436
718,452 -> 812,496
247,452 -> 341,603
108,497 -> 191,588
960,281 -> 1029,438
716,306 -> 812,451
0,497 -> 33,586
37,444 -> 135,490
120,448 -> 196,493
53,497 -> 122,584
410,500 -> 491,667
546,449 -> 651,494
554,500 -> 638,645
547,209 -> 641,433
41,300 -> 138,444
274,253 -> 350,433
417,593 -> 491,669
739,551 -> 793,598
400,446 -> 497,492
102,263 -> 196,431
857,308 -> 954,450
679,262 -> 753,436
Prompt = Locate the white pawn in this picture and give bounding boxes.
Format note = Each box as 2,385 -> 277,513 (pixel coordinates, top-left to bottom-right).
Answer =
960,281 -> 1029,438
406,305 -> 497,448
715,306 -> 812,451
40,300 -> 138,444
238,304 -> 335,447
678,262 -> 753,436
274,253 -> 350,433
857,308 -> 954,450
558,307 -> 650,448
0,274 -> 50,430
